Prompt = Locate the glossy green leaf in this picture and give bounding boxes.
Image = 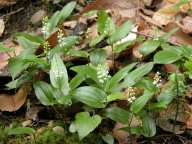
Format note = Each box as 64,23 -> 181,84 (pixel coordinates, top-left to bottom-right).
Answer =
46,2 -> 76,36
50,54 -> 69,95
154,50 -> 182,64
71,65 -> 98,83
157,83 -> 176,106
69,112 -> 102,140
130,90 -> 154,113
139,40 -> 160,56
119,62 -> 154,89
7,127 -> 35,136
97,11 -> 115,35
17,36 -> 39,49
69,74 -> 86,90
141,113 -> 156,137
33,81 -> 55,106
90,49 -> 107,66
108,21 -> 133,44
106,63 -> 137,92
8,57 -> 30,79
113,41 -> 134,53
105,107 -> 130,124
106,92 -> 124,103
72,86 -> 106,108
89,34 -> 105,47
15,32 -> 44,44
58,1 -> 76,23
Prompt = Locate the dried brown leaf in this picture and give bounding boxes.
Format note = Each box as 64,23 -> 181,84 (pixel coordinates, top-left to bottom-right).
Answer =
0,84 -> 31,112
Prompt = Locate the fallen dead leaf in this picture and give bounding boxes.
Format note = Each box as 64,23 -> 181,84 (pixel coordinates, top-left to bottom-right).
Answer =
112,122 -> 130,144
80,0 -> 139,20
157,102 -> 190,134
152,4 -> 178,26
179,16 -> 192,34
0,84 -> 31,112
31,10 -> 47,25
0,0 -> 16,8
0,19 -> 5,37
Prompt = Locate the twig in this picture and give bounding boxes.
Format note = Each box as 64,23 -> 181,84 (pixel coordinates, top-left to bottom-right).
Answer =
0,7 -> 24,19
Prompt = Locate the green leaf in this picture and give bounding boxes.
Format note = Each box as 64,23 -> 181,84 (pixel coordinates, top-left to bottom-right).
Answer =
69,74 -> 86,90
130,90 -> 154,113
8,57 -> 30,79
106,92 -> 124,103
113,41 -> 135,53
33,81 -> 55,106
72,86 -> 106,108
102,134 -> 114,144
89,34 -> 105,47
6,72 -> 33,89
69,112 -> 102,140
139,40 -> 160,56
7,127 -> 35,136
50,54 -> 69,95
140,113 -> 156,137
0,43 -> 15,53
49,36 -> 78,56
97,11 -> 115,35
17,36 -> 39,49
119,62 -> 154,89
157,83 -> 176,106
90,49 -> 107,66
105,107 -> 131,124
71,65 -> 98,84
67,49 -> 88,58
46,2 -> 76,36
108,21 -> 133,44
15,32 -> 44,43
106,63 -> 137,92
58,1 -> 76,23
154,50 -> 182,64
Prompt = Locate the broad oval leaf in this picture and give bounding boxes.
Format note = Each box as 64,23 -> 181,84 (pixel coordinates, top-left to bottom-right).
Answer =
90,49 -> 107,66
119,62 -> 154,89
106,62 -> 137,92
154,50 -> 182,64
108,21 -> 133,44
50,54 -> 69,95
130,90 -> 154,113
141,114 -> 156,137
105,107 -> 131,124
33,81 -> 55,106
69,112 -> 102,140
72,86 -> 106,108
139,40 -> 160,56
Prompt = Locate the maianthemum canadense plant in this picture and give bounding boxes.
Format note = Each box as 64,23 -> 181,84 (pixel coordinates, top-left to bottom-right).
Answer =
1,1 -> 192,141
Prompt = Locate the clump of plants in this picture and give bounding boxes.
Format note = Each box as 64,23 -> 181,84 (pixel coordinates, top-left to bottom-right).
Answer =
1,1 -> 192,143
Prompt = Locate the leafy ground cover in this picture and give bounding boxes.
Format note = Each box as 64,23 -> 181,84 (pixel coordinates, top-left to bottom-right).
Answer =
0,0 -> 192,143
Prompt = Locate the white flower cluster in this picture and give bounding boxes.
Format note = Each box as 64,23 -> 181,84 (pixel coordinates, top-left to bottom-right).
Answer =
126,87 -> 136,103
96,64 -> 110,84
57,29 -> 66,48
153,71 -> 162,87
42,16 -> 50,38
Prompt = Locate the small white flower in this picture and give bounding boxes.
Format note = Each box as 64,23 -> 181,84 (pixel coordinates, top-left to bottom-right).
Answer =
96,63 -> 110,84
42,16 -> 50,38
126,87 -> 136,103
153,71 -> 162,87
57,29 -> 67,48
